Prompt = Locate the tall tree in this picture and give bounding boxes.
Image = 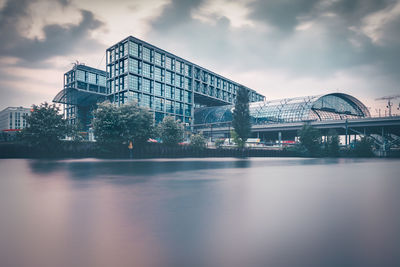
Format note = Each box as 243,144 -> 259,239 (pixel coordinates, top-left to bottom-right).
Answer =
232,86 -> 251,148
22,102 -> 69,148
298,123 -> 322,156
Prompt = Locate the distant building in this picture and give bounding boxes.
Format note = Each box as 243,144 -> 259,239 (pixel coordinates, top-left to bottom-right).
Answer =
0,106 -> 31,132
53,36 -> 265,130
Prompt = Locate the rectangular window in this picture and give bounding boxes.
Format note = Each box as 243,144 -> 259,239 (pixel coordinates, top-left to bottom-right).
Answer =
195,81 -> 200,92
154,82 -> 164,97
142,62 -> 151,78
165,71 -> 173,85
185,104 -> 191,116
184,77 -> 191,90
154,97 -> 164,111
175,88 -> 183,101
98,75 -> 106,86
185,64 -> 191,76
165,85 -> 173,99
129,41 -> 139,57
166,100 -> 174,113
175,102 -> 183,115
154,52 -> 162,66
129,75 -> 141,91
143,46 -> 151,62
154,66 -> 162,81
177,61 -> 184,74
88,73 -> 96,84
129,58 -> 139,74
175,74 -> 182,87
141,94 -> 152,108
184,90 -> 192,103
76,70 -> 85,81
142,78 -> 152,94
165,56 -> 172,70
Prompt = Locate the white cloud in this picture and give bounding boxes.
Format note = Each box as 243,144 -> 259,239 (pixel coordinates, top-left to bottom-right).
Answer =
191,0 -> 255,28
359,1 -> 400,45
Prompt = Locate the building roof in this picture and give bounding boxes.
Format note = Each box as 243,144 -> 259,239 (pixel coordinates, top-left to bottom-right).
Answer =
194,93 -> 371,125
53,87 -> 106,106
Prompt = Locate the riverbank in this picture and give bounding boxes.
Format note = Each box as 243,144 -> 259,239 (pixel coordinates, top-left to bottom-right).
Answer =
1,142 -> 398,159
0,142 -> 299,159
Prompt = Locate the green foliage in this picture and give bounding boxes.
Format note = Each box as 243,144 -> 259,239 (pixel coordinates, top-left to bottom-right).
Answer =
93,102 -> 154,147
190,133 -> 206,149
157,116 -> 184,146
231,130 -> 246,148
352,137 -> 374,157
214,138 -> 225,149
21,102 -> 69,148
298,123 -> 322,156
326,129 -> 340,157
232,86 -> 251,147
119,103 -> 154,145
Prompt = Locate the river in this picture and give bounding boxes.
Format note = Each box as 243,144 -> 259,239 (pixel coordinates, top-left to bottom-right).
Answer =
0,158 -> 399,267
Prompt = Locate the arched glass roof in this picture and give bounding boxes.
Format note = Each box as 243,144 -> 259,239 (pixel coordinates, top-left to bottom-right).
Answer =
194,93 -> 370,125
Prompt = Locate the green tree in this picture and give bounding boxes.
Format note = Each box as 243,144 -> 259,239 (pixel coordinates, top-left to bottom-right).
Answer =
190,133 -> 206,149
93,102 -> 154,146
231,130 -> 246,148
326,129 -> 340,157
298,123 -> 322,156
93,102 -> 123,146
21,102 -> 69,149
157,116 -> 184,146
232,86 -> 251,148
119,103 -> 154,145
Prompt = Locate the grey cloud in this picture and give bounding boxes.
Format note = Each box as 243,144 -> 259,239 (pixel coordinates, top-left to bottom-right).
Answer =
248,0 -> 320,32
0,0 -> 105,64
151,0 -> 204,31
147,0 -> 400,84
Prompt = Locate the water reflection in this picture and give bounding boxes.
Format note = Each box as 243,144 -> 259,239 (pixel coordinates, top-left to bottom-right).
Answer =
0,158 -> 399,267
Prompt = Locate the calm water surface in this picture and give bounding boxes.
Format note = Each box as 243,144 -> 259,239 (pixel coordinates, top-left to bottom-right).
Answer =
0,158 -> 399,267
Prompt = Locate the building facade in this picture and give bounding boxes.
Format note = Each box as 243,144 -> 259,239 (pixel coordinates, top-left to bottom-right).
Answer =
0,107 -> 31,131
53,64 -> 107,128
54,36 -> 265,129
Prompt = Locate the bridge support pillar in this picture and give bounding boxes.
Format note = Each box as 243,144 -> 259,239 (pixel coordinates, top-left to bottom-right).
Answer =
278,131 -> 282,147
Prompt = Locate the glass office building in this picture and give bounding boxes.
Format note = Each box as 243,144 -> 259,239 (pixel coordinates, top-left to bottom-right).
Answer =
106,36 -> 265,124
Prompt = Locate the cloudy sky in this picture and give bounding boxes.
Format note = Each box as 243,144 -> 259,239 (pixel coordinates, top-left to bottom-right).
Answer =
1,0 -> 400,115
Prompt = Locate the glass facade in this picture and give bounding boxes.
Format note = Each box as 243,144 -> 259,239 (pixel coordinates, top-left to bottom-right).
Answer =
106,36 -> 265,125
54,64 -> 107,128
194,93 -> 370,126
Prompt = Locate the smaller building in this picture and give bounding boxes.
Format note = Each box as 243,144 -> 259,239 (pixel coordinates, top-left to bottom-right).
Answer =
53,64 -> 107,129
0,106 -> 31,131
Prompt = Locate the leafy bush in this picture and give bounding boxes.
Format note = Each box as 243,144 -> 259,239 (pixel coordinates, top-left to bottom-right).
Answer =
157,116 -> 184,146
190,134 -> 206,149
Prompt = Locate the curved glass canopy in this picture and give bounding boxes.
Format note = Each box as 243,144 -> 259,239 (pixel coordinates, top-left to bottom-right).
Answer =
194,93 -> 370,125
